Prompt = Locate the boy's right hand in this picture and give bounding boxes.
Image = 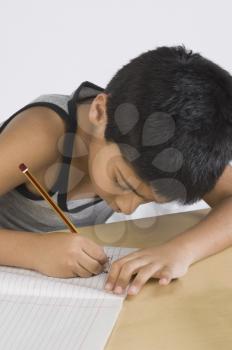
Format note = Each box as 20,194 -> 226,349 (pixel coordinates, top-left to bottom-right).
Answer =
32,232 -> 108,278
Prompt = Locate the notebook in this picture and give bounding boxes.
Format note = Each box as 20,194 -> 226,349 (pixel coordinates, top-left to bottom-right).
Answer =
0,246 -> 138,350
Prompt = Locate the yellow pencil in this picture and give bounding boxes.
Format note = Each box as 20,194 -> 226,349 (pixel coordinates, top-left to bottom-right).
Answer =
19,163 -> 79,233
19,162 -> 110,272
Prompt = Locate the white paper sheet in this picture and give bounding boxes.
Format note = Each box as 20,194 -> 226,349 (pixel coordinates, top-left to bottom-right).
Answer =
0,246 -> 138,350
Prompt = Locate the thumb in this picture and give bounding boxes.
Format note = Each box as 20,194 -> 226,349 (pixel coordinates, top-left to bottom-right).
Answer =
83,239 -> 108,264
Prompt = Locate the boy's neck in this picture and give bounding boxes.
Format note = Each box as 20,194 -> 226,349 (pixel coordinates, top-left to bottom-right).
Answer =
72,101 -> 93,176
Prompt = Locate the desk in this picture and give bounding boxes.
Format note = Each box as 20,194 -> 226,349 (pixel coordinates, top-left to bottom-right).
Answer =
58,208 -> 232,350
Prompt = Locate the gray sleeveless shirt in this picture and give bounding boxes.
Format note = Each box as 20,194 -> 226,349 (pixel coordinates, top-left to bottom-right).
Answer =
0,81 -> 114,233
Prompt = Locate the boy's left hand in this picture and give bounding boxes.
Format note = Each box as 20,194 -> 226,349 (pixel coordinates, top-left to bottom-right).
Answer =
104,240 -> 195,296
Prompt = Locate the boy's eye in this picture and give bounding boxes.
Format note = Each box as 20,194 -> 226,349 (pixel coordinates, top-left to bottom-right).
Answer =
114,177 -> 131,192
117,182 -> 130,191
114,176 -> 149,203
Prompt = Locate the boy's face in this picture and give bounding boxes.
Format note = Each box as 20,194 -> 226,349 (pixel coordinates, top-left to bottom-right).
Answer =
81,93 -> 168,214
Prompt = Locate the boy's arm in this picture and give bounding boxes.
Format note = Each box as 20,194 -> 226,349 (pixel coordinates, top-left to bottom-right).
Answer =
169,196 -> 232,264
174,164 -> 232,263
0,229 -> 41,270
104,165 -> 232,295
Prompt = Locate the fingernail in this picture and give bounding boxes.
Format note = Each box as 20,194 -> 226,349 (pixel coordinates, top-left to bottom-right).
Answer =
104,283 -> 112,291
128,286 -> 138,295
114,286 -> 122,294
159,278 -> 168,285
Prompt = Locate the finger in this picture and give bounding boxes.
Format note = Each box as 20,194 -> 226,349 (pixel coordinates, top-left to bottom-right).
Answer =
104,253 -> 143,291
127,263 -> 161,295
104,252 -> 145,291
105,252 -> 146,290
113,258 -> 149,294
104,259 -> 124,291
109,249 -> 145,268
72,262 -> 93,278
82,239 -> 108,264
158,267 -> 173,285
78,250 -> 105,275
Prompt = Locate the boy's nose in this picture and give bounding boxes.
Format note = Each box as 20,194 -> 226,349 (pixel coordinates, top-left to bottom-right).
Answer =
114,196 -> 143,215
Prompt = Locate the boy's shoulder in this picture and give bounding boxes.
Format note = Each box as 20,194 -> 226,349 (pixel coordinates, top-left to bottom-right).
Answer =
29,93 -> 70,115
2,106 -> 66,146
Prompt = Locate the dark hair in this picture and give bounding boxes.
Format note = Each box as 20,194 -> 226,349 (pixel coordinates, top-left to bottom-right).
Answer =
104,45 -> 232,204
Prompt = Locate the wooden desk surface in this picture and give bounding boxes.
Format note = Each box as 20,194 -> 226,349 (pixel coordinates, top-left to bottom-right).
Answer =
59,208 -> 232,350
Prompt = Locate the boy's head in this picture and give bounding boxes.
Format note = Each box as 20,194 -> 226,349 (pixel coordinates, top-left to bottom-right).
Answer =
83,45 -> 232,213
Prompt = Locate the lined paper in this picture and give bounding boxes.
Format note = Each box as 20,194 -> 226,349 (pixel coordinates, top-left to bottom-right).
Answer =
0,246 -> 138,350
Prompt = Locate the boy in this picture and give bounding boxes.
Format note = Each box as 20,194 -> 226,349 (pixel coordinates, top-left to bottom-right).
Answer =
0,45 -> 231,296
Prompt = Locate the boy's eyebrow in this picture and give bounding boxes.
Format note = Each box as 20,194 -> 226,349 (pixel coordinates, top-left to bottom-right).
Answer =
117,168 -> 147,200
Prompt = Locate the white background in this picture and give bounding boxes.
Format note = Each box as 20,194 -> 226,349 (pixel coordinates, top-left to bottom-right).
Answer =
2,0 -> 230,222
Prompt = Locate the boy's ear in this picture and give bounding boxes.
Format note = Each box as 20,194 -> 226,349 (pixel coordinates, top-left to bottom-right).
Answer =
89,93 -> 109,126
88,93 -> 109,139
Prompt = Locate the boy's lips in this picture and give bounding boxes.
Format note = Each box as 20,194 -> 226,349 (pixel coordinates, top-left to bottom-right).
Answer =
100,196 -> 122,212
111,205 -> 121,212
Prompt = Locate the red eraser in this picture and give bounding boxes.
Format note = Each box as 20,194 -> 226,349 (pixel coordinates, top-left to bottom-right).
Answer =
19,163 -> 28,172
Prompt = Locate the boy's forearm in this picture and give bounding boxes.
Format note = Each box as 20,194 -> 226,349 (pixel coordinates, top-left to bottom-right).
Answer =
167,196 -> 232,264
0,229 -> 41,270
